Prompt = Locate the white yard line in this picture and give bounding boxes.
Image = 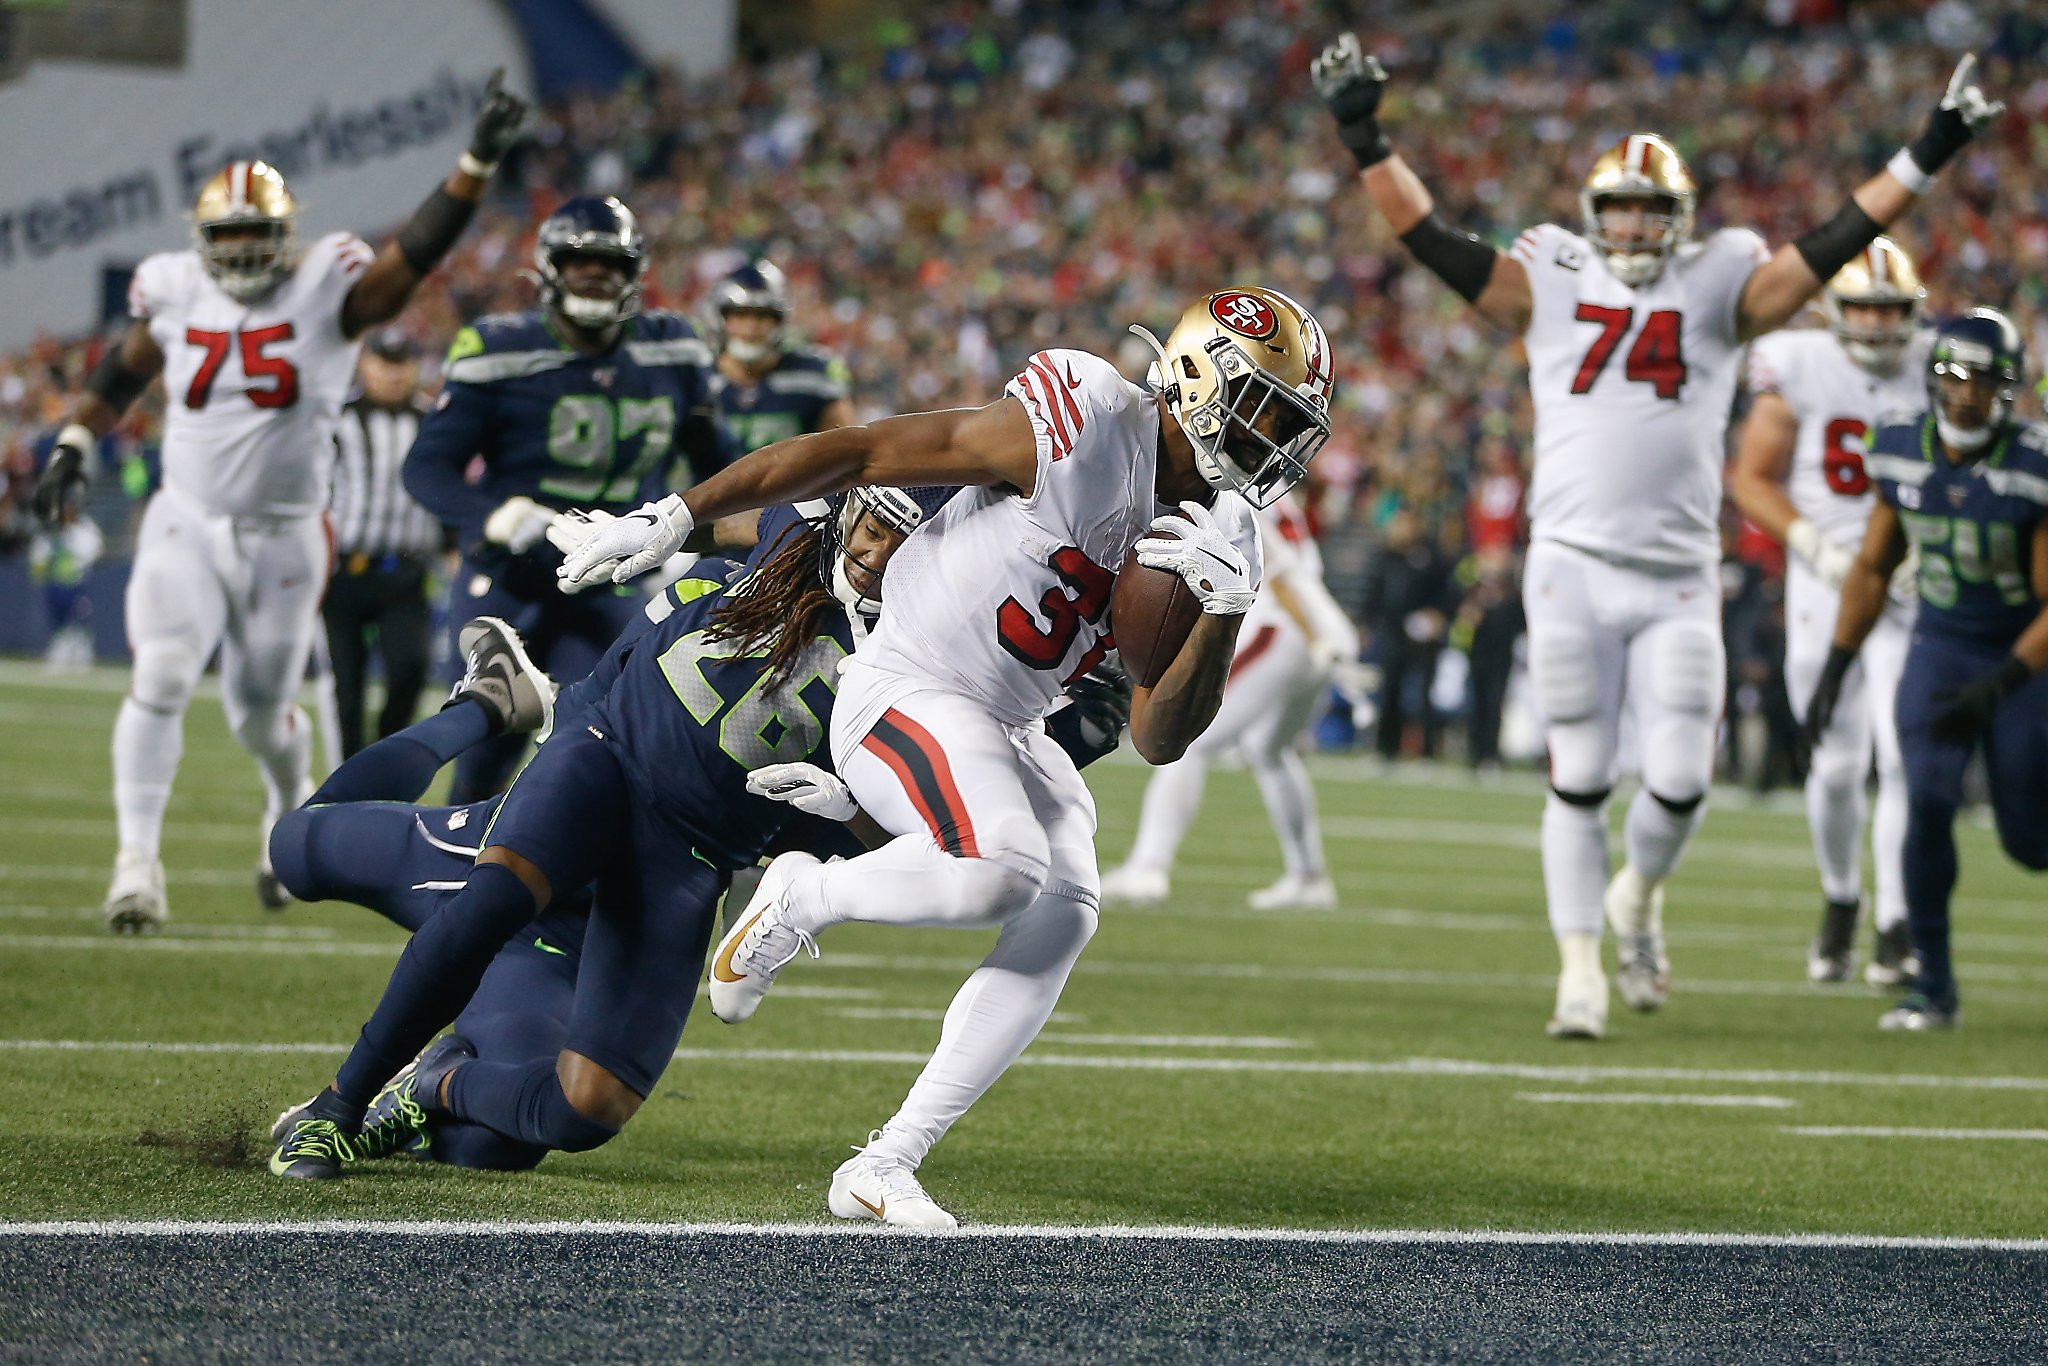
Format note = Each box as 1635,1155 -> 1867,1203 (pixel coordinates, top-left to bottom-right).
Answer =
1033,1033 -> 1303,1049
1517,1092 -> 1796,1109
8,1037 -> 2048,1095
1784,1126 -> 2048,1142
1,1218 -> 2044,1251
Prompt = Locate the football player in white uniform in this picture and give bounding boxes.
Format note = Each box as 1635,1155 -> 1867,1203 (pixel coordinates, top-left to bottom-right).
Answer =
1313,34 -> 2002,1038
33,75 -> 529,932
1730,240 -> 1928,987
556,287 -> 1334,1226
1102,492 -> 1360,910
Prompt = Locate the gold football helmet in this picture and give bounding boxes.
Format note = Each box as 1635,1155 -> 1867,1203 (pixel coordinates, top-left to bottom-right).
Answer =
1131,288 -> 1335,507
1579,133 -> 1696,287
191,160 -> 298,303
1823,237 -> 1924,374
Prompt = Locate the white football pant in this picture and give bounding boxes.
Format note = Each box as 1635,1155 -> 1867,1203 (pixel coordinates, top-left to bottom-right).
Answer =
113,488 -> 325,861
779,661 -> 1099,1169
1783,559 -> 1911,931
1523,540 -> 1725,939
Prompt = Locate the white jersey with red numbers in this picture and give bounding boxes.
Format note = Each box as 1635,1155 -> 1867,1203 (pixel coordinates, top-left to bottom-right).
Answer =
856,347 -> 1262,728
1745,327 -> 1928,550
1512,223 -> 1771,570
130,231 -> 374,518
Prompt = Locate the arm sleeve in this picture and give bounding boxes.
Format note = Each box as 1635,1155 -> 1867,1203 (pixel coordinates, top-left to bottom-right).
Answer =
402,383 -> 497,530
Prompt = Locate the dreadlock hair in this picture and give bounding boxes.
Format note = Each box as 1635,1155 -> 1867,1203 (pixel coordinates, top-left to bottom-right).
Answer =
704,513 -> 839,691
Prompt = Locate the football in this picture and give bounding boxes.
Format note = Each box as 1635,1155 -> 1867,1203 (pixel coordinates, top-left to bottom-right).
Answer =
1111,533 -> 1201,688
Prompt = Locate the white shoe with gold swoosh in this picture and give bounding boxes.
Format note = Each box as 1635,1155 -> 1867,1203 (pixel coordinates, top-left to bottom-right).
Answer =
828,1133 -> 958,1231
706,852 -> 821,1023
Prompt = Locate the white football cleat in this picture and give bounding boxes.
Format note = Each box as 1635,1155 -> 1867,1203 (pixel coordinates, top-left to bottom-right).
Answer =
1248,872 -> 1338,911
1100,863 -> 1170,905
828,1134 -> 958,1231
1604,865 -> 1670,1012
1547,931 -> 1607,1040
104,851 -> 167,934
707,852 -> 821,1023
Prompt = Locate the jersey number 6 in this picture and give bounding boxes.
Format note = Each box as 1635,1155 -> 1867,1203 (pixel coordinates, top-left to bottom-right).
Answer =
1569,305 -> 1686,401
184,324 -> 299,410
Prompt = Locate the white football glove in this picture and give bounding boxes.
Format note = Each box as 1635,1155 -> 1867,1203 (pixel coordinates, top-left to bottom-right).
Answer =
554,492 -> 696,593
745,761 -> 858,822
1134,499 -> 1259,616
1889,549 -> 1921,607
546,506 -> 614,557
483,496 -> 559,554
1786,518 -> 1855,591
1939,53 -> 2005,134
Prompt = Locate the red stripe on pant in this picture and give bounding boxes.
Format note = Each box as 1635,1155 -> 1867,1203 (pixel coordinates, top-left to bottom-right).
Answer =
860,708 -> 982,858
1227,623 -> 1280,682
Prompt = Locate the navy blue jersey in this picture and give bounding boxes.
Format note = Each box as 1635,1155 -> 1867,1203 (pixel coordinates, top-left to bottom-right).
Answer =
1868,414 -> 2048,647
405,309 -> 728,548
713,346 -> 849,455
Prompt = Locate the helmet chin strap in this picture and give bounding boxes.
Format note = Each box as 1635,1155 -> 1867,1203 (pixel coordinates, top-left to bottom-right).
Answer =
727,338 -> 775,365
829,554 -> 883,618
1128,323 -> 1236,495
1936,412 -> 1994,454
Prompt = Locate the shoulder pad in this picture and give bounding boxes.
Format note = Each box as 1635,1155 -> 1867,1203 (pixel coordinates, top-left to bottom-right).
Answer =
1509,222 -> 1588,270
633,309 -> 701,339
444,313 -> 563,385
1709,226 -> 1772,266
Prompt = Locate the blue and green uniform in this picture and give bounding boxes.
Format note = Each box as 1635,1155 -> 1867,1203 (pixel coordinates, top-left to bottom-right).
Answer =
404,307 -> 729,800
1867,413 -> 2048,1009
712,345 -> 849,455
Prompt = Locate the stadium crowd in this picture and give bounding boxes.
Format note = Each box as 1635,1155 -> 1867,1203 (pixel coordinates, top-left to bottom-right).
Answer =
2,0 -> 2042,772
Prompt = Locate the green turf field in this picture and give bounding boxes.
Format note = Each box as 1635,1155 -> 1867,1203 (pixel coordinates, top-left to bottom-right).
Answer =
2,660 -> 2044,1237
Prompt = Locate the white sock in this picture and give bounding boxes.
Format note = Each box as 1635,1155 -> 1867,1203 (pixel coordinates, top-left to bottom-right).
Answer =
787,833 -> 1041,935
1805,766 -> 1866,907
245,704 -> 314,821
1871,767 -> 1909,932
112,698 -> 183,862
867,889 -> 1097,1167
1252,749 -> 1325,878
1622,788 -> 1705,886
1123,755 -> 1208,872
1541,793 -> 1609,938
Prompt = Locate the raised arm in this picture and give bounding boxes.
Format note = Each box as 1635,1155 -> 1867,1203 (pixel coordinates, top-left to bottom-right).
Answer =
338,71 -> 528,338
1736,56 -> 2004,341
558,396 -> 1039,590
30,320 -> 164,520
1312,34 -> 1531,335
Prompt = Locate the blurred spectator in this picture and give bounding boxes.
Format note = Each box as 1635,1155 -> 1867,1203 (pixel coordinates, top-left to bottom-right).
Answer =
1362,507 -> 1460,761
1455,547 -> 1526,773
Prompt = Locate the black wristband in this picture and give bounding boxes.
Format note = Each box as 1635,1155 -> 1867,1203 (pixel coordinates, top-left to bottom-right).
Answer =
1398,212 -> 1499,304
394,186 -> 478,276
84,347 -> 152,411
1793,200 -> 1884,284
1336,117 -> 1393,170
1822,644 -> 1857,682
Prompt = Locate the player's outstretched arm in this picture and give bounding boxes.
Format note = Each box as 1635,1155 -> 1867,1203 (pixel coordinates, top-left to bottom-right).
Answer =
32,320 -> 164,520
1312,33 -> 1530,334
1738,55 -> 2004,340
557,397 -> 1039,589
1803,502 -> 1909,747
338,70 -> 529,338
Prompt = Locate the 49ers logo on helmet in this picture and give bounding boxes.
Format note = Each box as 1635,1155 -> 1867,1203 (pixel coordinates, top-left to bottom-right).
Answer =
1209,290 -> 1277,340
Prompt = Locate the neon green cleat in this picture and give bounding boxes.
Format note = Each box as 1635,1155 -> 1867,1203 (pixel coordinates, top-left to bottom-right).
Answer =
268,1118 -> 357,1180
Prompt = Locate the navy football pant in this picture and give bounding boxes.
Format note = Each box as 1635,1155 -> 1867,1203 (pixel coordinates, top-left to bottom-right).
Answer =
335,724 -> 724,1116
445,557 -> 643,803
1895,632 -> 2048,1008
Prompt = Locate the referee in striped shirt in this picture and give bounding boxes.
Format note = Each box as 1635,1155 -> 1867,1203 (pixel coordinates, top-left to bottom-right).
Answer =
324,330 -> 446,757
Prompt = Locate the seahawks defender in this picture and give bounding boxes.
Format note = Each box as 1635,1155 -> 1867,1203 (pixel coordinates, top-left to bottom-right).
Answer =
1805,309 -> 2048,1031
706,259 -> 856,455
268,486 -> 927,1177
403,195 -> 727,803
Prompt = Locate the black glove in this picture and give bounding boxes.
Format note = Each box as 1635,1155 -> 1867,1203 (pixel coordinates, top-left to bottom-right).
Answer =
1930,656 -> 2031,744
465,69 -> 529,171
1047,657 -> 1133,769
1311,33 -> 1392,170
1800,645 -> 1857,762
31,426 -> 94,522
1904,54 -> 2005,179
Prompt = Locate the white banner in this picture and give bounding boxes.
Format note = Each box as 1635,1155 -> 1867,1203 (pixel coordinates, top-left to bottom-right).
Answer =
0,0 -> 530,350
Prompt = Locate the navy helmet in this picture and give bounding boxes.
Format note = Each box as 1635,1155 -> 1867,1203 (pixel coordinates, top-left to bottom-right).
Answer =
1928,307 -> 2026,454
707,259 -> 791,362
534,196 -> 645,330
819,485 -> 953,614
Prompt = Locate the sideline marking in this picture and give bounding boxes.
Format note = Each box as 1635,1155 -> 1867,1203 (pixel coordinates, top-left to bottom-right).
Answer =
8,1038 -> 2048,1094
1034,1033 -> 1303,1049
1517,1092 -> 1795,1109
2,1219 -> 2045,1251
1785,1126 -> 2048,1142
